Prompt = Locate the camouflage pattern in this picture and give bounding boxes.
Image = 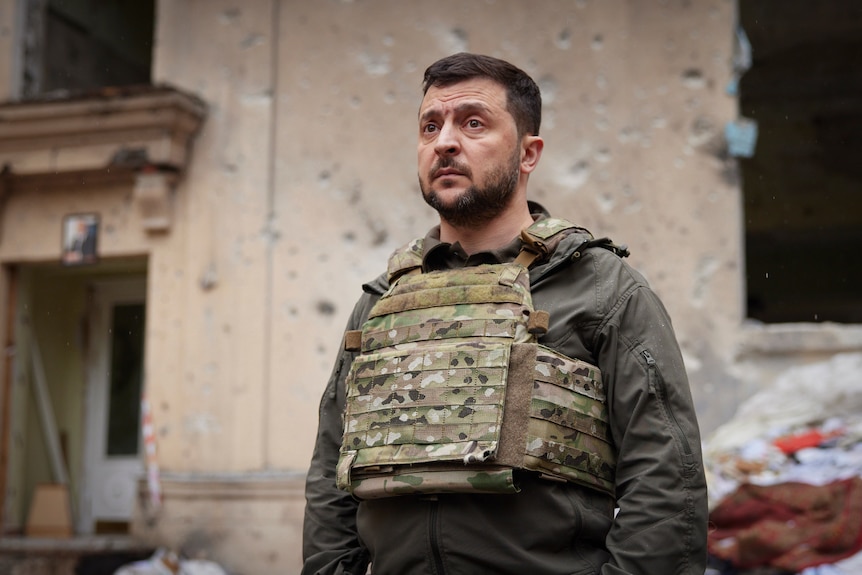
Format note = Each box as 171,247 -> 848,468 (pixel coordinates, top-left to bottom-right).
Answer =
386,236 -> 424,282
526,217 -> 583,240
343,466 -> 518,499
384,218 -> 585,283
338,219 -> 616,498
525,348 -> 615,493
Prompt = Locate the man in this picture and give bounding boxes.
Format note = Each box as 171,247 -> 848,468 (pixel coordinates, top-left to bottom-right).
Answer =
303,52 -> 708,575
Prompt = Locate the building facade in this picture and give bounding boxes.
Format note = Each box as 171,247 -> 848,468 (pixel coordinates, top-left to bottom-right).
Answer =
0,0 -> 860,573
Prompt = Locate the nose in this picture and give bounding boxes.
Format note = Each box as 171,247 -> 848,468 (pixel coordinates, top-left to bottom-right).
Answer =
434,122 -> 460,156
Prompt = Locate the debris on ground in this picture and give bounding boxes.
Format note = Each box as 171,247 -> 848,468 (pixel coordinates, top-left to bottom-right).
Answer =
704,353 -> 862,575
113,548 -> 230,575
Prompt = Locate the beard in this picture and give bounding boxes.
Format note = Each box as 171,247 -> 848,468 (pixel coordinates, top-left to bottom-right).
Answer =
419,149 -> 521,228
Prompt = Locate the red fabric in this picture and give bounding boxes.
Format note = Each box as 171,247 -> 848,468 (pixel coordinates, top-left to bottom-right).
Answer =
708,477 -> 862,571
773,429 -> 841,455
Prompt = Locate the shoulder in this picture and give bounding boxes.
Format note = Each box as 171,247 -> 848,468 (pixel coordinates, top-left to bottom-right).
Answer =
537,229 -> 648,315
537,220 -> 632,279
344,277 -> 386,331
361,272 -> 389,297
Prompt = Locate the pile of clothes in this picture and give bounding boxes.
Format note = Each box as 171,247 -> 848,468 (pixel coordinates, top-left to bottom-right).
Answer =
703,352 -> 862,575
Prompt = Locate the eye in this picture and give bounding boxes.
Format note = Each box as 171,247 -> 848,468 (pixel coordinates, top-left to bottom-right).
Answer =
466,119 -> 483,129
422,123 -> 439,134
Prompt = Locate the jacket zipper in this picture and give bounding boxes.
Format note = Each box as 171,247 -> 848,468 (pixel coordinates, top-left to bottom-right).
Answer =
429,500 -> 447,574
642,349 -> 693,457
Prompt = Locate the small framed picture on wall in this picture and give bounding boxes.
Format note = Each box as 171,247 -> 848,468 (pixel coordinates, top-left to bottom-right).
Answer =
61,213 -> 99,265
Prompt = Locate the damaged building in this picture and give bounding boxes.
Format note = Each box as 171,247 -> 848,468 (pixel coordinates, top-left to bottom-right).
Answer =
0,0 -> 859,573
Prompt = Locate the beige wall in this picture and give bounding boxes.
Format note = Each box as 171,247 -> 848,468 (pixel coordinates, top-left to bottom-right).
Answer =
155,0 -> 742,475
145,3 -> 744,569
150,0 -> 276,473
271,0 -> 742,455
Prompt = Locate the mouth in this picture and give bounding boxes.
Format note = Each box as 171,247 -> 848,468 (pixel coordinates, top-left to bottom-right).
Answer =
433,168 -> 464,180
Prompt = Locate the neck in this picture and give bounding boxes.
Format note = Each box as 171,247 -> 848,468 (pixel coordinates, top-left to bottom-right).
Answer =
439,201 -> 534,254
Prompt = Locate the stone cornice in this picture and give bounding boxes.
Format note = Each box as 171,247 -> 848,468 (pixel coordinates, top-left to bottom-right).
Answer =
0,84 -> 207,188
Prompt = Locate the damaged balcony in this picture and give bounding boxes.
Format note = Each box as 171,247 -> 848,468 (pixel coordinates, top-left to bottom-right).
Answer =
0,85 -> 206,233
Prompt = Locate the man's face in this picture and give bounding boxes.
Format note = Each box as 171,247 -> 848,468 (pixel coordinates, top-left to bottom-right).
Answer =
417,77 -> 522,228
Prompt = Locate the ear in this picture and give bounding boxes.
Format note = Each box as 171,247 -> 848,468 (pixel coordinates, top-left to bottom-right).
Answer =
520,135 -> 544,174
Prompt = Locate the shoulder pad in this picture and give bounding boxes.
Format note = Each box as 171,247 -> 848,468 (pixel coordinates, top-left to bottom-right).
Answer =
525,217 -> 589,240
386,237 -> 424,283
517,218 -> 594,268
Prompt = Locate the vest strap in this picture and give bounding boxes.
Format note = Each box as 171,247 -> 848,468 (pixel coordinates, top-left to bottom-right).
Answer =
514,227 -> 551,268
344,330 -> 362,352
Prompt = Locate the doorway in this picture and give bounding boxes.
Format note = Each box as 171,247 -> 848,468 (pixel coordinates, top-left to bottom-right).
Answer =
79,279 -> 146,534
2,262 -> 147,536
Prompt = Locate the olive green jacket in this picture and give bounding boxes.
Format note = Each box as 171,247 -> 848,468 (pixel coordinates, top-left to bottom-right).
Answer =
302,209 -> 708,575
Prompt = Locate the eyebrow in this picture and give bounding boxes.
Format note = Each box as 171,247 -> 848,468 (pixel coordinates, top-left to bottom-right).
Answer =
419,101 -> 492,125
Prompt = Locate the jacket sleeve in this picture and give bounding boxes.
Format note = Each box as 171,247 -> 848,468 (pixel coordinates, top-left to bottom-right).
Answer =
302,295 -> 376,575
594,262 -> 708,575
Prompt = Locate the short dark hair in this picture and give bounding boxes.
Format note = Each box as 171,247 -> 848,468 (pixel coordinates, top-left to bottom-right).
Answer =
422,53 -> 542,137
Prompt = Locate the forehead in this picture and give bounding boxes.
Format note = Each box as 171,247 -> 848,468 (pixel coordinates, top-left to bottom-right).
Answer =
419,77 -> 509,118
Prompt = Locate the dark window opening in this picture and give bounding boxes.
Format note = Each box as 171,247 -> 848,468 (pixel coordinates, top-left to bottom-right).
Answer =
106,302 -> 145,457
740,0 -> 862,324
22,0 -> 155,98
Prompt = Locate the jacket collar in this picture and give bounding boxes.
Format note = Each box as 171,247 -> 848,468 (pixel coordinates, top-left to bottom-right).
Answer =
363,201 -> 572,295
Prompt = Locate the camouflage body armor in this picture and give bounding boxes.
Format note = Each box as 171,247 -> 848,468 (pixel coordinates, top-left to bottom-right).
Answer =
336,219 -> 616,499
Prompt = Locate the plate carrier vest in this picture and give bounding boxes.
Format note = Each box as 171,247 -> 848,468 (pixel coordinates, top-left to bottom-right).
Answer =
337,218 -> 617,499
